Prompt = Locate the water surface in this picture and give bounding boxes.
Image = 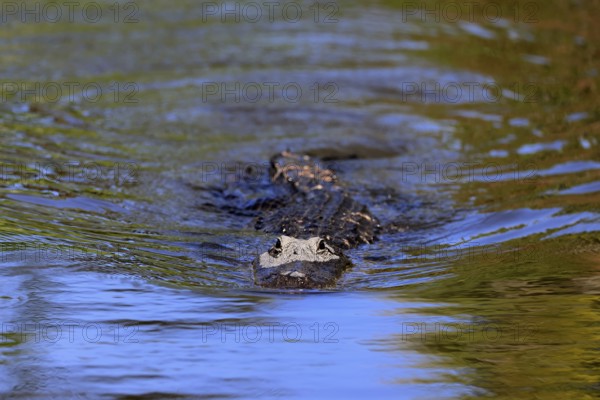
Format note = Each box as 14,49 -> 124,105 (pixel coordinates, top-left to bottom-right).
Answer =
1,0 -> 600,398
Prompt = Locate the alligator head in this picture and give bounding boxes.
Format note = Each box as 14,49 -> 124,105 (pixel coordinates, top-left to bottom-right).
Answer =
253,235 -> 351,289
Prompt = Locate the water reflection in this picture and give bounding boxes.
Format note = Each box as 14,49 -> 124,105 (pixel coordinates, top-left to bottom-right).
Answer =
1,0 -> 600,398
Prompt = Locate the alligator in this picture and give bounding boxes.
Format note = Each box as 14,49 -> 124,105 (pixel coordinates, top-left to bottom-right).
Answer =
251,151 -> 379,289
199,150 -> 381,289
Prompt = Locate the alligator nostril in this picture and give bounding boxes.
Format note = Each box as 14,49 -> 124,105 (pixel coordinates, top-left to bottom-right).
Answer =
293,250 -> 298,255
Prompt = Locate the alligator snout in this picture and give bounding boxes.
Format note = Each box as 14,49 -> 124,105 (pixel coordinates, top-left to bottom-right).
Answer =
276,260 -> 316,279
253,259 -> 348,289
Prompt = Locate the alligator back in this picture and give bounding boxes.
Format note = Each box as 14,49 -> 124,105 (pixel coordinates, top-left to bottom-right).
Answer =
254,151 -> 378,249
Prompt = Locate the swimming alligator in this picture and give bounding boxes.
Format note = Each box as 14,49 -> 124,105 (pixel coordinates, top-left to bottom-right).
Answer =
199,150 -> 380,289
251,151 -> 379,289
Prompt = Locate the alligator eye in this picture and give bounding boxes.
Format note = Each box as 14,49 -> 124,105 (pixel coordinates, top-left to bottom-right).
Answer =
317,239 -> 335,254
268,238 -> 282,257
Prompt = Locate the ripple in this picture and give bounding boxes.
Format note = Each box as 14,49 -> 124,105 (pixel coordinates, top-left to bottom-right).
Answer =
517,140 -> 565,155
537,161 -> 600,176
556,181 -> 600,195
6,194 -> 123,213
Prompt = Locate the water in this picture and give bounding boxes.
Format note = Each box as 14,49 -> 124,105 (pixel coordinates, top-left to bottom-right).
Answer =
1,0 -> 600,398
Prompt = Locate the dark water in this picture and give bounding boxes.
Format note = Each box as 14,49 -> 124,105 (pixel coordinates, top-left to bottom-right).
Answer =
1,0 -> 600,398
